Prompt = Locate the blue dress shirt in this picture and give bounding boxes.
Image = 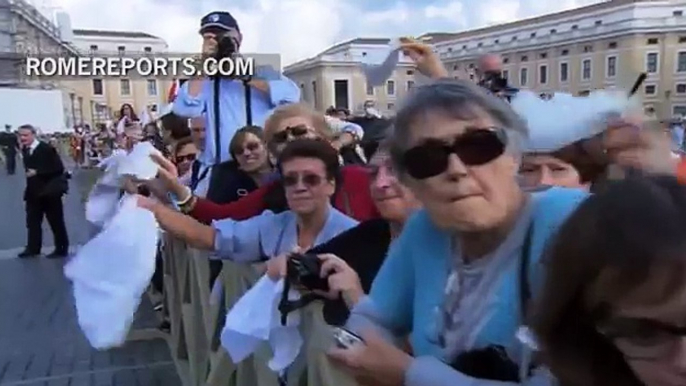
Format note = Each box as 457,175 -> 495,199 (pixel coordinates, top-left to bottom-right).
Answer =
212,205 -> 358,262
173,67 -> 300,165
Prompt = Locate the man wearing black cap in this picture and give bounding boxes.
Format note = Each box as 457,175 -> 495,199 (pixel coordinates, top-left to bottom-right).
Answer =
173,11 -> 300,173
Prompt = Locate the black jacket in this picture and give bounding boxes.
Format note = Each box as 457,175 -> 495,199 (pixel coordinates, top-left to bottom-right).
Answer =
308,219 -> 392,326
0,132 -> 18,154
22,142 -> 67,200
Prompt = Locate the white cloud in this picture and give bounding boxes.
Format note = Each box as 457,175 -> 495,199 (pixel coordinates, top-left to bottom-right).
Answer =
47,0 -> 604,65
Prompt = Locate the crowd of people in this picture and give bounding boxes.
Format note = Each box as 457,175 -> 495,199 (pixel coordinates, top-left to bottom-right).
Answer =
10,9 -> 686,386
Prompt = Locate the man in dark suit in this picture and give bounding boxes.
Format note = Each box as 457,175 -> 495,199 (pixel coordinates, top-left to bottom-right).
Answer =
17,124 -> 69,258
0,124 -> 18,174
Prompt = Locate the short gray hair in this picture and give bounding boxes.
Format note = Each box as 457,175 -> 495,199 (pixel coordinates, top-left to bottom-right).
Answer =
389,78 -> 528,173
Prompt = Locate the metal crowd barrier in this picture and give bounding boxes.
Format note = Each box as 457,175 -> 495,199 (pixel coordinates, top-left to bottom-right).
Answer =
161,235 -> 358,386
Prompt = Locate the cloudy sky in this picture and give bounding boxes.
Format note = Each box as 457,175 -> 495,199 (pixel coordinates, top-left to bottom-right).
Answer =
50,0 -> 602,65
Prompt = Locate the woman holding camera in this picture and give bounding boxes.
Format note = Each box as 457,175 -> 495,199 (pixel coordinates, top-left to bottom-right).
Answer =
138,139 -> 357,263
266,139 -> 420,326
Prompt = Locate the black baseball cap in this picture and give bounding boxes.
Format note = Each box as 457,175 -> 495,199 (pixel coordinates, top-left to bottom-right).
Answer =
200,11 -> 240,34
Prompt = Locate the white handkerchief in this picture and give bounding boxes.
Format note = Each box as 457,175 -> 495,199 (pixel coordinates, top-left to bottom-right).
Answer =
86,149 -> 127,227
361,39 -> 402,87
65,195 -> 159,349
511,90 -> 637,153
221,276 -> 303,372
117,142 -> 161,180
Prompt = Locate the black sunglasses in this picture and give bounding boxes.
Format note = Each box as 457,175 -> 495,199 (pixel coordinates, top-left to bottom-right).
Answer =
273,125 -> 311,143
401,127 -> 507,180
283,172 -> 324,188
176,154 -> 197,163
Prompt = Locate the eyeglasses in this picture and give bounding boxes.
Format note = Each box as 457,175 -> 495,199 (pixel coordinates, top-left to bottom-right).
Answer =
176,154 -> 196,163
401,127 -> 507,180
272,125 -> 312,144
600,317 -> 686,359
282,172 -> 325,188
240,141 -> 261,153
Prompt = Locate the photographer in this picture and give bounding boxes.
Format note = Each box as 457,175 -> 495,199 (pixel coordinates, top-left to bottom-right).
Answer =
173,11 -> 300,167
476,53 -> 518,100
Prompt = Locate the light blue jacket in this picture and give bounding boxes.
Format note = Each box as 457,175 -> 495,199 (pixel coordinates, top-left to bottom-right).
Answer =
212,206 -> 358,262
348,187 -> 588,386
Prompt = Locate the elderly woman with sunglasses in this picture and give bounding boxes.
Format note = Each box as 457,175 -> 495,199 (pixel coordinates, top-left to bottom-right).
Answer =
327,79 -> 680,386
154,103 -> 377,223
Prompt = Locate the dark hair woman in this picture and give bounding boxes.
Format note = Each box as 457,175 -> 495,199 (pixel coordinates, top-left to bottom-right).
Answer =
532,175 -> 686,386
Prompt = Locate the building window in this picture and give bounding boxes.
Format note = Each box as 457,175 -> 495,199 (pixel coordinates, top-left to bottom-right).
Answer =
503,57 -> 509,64
521,55 -> 528,62
406,80 -> 415,90
578,90 -> 590,96
147,79 -> 157,96
530,32 -> 536,38
386,80 -> 395,96
312,81 -> 317,109
583,45 -> 593,53
582,59 -> 592,80
511,36 -> 517,41
608,41 -> 618,49
539,52 -> 547,59
595,20 -> 602,26
606,56 -> 617,78
144,46 -> 152,53
406,70 -> 414,75
520,68 -> 528,86
387,103 -> 395,111
539,65 -> 548,84
120,79 -> 131,95
674,10 -> 683,17
117,46 -> 125,55
550,29 -> 557,34
646,52 -> 659,73
89,44 -> 98,53
92,79 -> 103,95
560,62 -> 569,82
502,70 -> 509,81
366,82 -> 374,95
645,85 -> 657,95
677,84 -> 686,94
678,52 -> 686,72
571,25 -> 578,30
647,38 -> 659,45
674,105 -> 686,116
680,37 -> 686,43
477,42 -> 483,47
561,49 -> 569,56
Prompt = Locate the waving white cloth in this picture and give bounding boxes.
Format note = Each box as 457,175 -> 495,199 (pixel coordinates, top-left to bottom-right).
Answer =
511,90 -> 638,153
65,195 -> 159,349
85,143 -> 160,227
86,149 -> 127,227
221,276 -> 303,372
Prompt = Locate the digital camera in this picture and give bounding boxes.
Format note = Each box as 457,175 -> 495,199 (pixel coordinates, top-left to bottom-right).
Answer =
214,34 -> 237,61
333,327 -> 364,349
286,253 -> 329,291
479,71 -> 509,94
